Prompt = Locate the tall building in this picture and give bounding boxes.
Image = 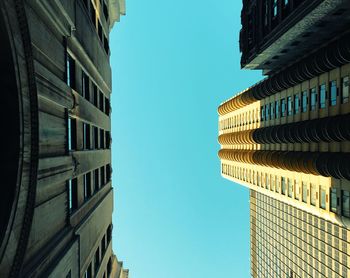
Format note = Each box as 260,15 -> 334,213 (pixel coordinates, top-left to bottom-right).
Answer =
218,0 -> 350,277
0,0 -> 126,277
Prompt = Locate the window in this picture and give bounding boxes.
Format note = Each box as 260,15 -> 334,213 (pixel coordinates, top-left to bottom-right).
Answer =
103,0 -> 109,20
265,104 -> 269,121
82,71 -> 90,100
100,129 -> 105,149
101,166 -> 105,185
329,80 -> 337,106
94,127 -> 99,149
301,90 -> 308,112
295,180 -> 299,200
106,131 -> 110,149
281,99 -> 286,117
319,84 -> 326,109
281,177 -> 286,195
84,172 -> 92,200
261,106 -> 265,121
94,169 -> 100,192
275,100 -> 279,118
95,247 -> 100,272
93,84 -> 98,106
310,183 -> 316,206
302,182 -> 307,203
100,92 -> 104,111
98,21 -> 103,41
107,256 -> 112,275
287,96 -> 292,116
294,94 -> 300,114
107,224 -> 112,242
275,176 -> 279,193
331,188 -> 337,213
66,54 -> 75,89
310,87 -> 317,110
101,235 -> 106,254
104,35 -> 109,55
105,97 -> 110,116
68,178 -> 78,212
266,175 -> 270,190
320,186 -> 326,209
342,190 -> 350,218
84,263 -> 92,278
68,117 -> 77,151
83,123 -> 90,149
90,1 -> 96,27
269,103 -> 274,119
341,76 -> 349,104
271,175 -> 275,191
288,179 -> 293,197
273,0 -> 278,17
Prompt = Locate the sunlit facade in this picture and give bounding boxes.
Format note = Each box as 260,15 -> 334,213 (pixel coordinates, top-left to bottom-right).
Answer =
219,0 -> 350,277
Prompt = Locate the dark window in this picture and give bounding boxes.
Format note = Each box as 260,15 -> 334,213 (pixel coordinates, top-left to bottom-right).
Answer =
100,92 -> 104,111
90,2 -> 96,27
106,164 -> 111,182
341,76 -> 349,104
287,96 -> 292,116
331,188 -> 337,213
281,177 -> 286,195
93,85 -> 98,106
342,190 -> 350,218
281,98 -> 286,117
95,247 -> 100,272
104,35 -> 109,55
107,257 -> 112,275
265,104 -> 269,120
86,124 -> 91,149
68,178 -> 78,212
94,127 -> 99,149
106,131 -> 110,149
84,172 -> 92,200
107,224 -> 112,243
294,94 -> 300,114
329,80 -> 337,106
68,117 -> 77,151
301,90 -> 308,112
105,97 -> 110,116
94,168 -> 100,192
66,54 -> 76,89
101,235 -> 106,254
82,71 -> 90,100
101,166 -> 105,186
319,84 -> 326,109
66,270 -> 72,278
272,0 -> 278,17
103,0 -> 109,20
269,103 -> 273,119
83,123 -> 87,149
275,100 -> 279,118
100,129 -> 105,149
263,0 -> 268,26
261,106 -> 265,121
84,263 -> 92,278
310,87 -> 317,111
98,21 -> 103,41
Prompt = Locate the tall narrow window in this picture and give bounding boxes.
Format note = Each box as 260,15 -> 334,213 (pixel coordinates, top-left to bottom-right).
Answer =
84,172 -> 92,200
261,106 -> 265,121
103,0 -> 109,20
90,2 -> 96,27
275,100 -> 279,118
68,178 -> 78,213
94,168 -> 100,192
281,99 -> 286,117
106,131 -> 111,149
84,263 -> 92,278
94,247 -> 100,273
68,117 -> 77,151
329,80 -> 337,106
66,54 -> 75,89
82,71 -> 90,100
319,84 -> 326,109
272,0 -> 278,17
94,127 -> 99,149
86,124 -> 91,149
105,97 -> 110,116
287,96 -> 292,116
100,166 -> 105,186
320,186 -> 326,209
301,90 -> 308,112
302,182 -> 307,203
288,179 -> 293,197
341,76 -> 349,104
100,129 -> 105,149
106,164 -> 111,182
100,92 -> 104,112
310,87 -> 317,111
310,183 -> 317,206
295,180 -> 299,200
98,21 -> 103,40
83,123 -> 87,150
281,177 -> 286,195
342,190 -> 350,218
331,188 -> 337,213
294,94 -> 300,114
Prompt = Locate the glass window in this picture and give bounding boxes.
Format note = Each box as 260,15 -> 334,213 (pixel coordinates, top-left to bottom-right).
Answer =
281,98 -> 286,117
302,182 -> 308,203
342,76 -> 349,104
68,117 -> 77,151
331,188 -> 337,213
82,71 -> 90,100
66,54 -> 75,89
266,175 -> 270,190
288,179 -> 293,197
329,80 -> 337,106
271,175 -> 275,191
261,106 -> 265,121
295,180 -> 299,200
273,0 -> 278,17
287,96 -> 292,116
281,177 -> 286,195
310,87 -> 317,111
265,104 -> 269,121
310,183 -> 317,206
342,190 -> 350,218
294,94 -> 300,114
275,176 -> 279,193
275,100 -> 280,118
301,90 -> 308,112
319,84 -> 326,109
68,178 -> 78,212
320,186 -> 326,209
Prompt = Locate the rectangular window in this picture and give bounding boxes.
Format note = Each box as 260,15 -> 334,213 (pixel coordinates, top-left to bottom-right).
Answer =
101,166 -> 105,186
105,97 -> 110,116
288,179 -> 293,197
331,188 -> 337,213
82,71 -> 90,100
287,96 -> 292,116
295,180 -> 299,200
281,177 -> 286,195
265,104 -> 269,121
100,129 -> 105,149
94,247 -> 100,273
273,0 -> 278,17
98,21 -> 103,41
94,168 -> 100,192
301,90 -> 308,112
106,131 -> 110,149
319,84 -> 326,109
66,54 -> 76,89
90,2 -> 96,27
94,127 -> 99,149
84,172 -> 92,200
265,175 -> 270,190
261,106 -> 265,121
294,94 -> 300,114
68,178 -> 78,212
103,0 -> 109,20
280,98 -> 286,117
310,87 -> 317,110
310,183 -> 317,206
275,100 -> 279,118
329,80 -> 337,106
106,164 -> 111,182
93,84 -> 98,106
342,190 -> 350,218
101,235 -> 106,254
104,35 -> 109,55
86,124 -> 91,149
320,186 -> 326,209
84,263 -> 92,278
68,117 -> 77,151
275,176 -> 279,193
99,92 -> 104,111
302,182 -> 308,203
271,175 -> 275,191
83,123 -> 87,149
341,76 -> 349,104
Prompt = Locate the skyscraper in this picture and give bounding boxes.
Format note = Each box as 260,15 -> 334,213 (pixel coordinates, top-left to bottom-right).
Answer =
0,0 -> 126,277
218,0 -> 350,277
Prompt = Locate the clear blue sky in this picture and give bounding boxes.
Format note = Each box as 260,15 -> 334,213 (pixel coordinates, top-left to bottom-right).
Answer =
110,1 -> 262,277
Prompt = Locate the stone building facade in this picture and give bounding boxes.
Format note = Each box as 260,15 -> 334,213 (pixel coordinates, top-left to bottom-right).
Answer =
0,0 -> 126,277
219,0 -> 350,277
